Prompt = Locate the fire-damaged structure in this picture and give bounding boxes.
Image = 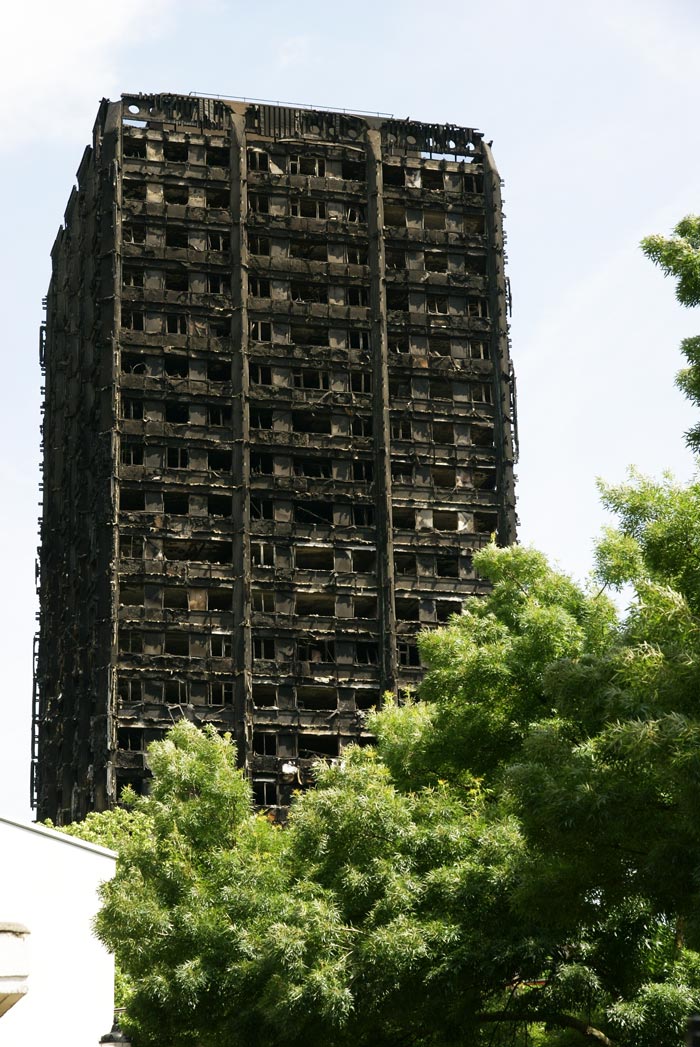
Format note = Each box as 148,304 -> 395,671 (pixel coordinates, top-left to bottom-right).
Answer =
33,93 -> 517,823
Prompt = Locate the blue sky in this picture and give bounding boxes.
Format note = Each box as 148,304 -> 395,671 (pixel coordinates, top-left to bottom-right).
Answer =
1,0 -> 699,820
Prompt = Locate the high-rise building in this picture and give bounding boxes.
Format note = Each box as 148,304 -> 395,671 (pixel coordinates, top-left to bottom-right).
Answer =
33,93 -> 517,823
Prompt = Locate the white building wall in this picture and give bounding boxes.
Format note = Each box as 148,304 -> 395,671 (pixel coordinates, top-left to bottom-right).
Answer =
0,816 -> 116,1047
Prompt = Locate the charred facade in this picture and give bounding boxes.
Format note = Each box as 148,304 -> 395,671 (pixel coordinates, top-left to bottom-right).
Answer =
33,93 -> 517,823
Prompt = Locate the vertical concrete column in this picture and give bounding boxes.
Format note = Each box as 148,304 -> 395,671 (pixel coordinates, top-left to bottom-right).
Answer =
229,114 -> 253,758
482,141 -> 517,545
100,100 -> 123,810
366,129 -> 398,694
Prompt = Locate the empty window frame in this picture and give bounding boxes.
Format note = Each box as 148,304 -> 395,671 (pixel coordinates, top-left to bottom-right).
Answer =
429,378 -> 452,401
121,352 -> 147,375
385,248 -> 406,270
253,779 -> 278,806
351,415 -> 372,438
206,144 -> 229,167
207,404 -> 232,427
207,358 -> 230,382
391,461 -> 413,484
252,684 -> 277,706
251,497 -> 274,521
292,368 -> 329,390
253,731 -> 277,755
475,512 -> 498,535
395,598 -> 420,622
120,488 -> 145,511
293,458 -> 331,478
123,180 -> 146,202
292,411 -> 332,435
348,330 -> 370,350
433,510 -> 459,531
123,136 -> 146,159
342,158 -> 365,181
354,596 -> 377,619
123,222 -> 146,244
347,244 -> 369,265
290,324 -> 329,346
471,424 -> 495,448
248,192 -> 269,214
118,630 -> 143,654
472,382 -> 493,404
289,155 -> 326,176
207,273 -> 230,294
121,307 -> 144,331
163,139 -> 188,162
352,505 -> 375,526
120,535 -> 143,559
252,590 -> 275,612
121,398 -> 143,420
164,632 -> 190,656
250,407 -> 273,429
164,354 -> 189,377
209,681 -> 234,706
424,210 -> 446,230
474,468 -> 497,491
295,546 -> 334,570
297,687 -> 338,712
394,552 -> 416,575
290,198 -> 326,219
431,465 -> 456,488
291,280 -> 328,304
382,163 -> 404,186
251,542 -> 275,567
208,449 -> 233,472
163,491 -> 189,514
347,286 -> 369,307
249,320 -> 272,342
208,588 -> 232,611
164,184 -> 189,205
117,677 -> 143,702
249,363 -> 272,385
123,266 -> 144,287
421,168 -> 444,190
163,587 -> 188,609
167,447 -> 189,468
249,276 -> 271,297
165,401 -> 189,424
386,289 -> 409,311
397,640 -> 421,667
427,293 -> 449,315
424,251 -> 448,273
436,600 -> 462,622
164,679 -> 189,703
432,421 -> 454,443
352,548 -> 376,572
248,234 -> 270,256
247,149 -> 269,171
299,733 -> 340,758
207,187 -> 230,209
253,637 -> 276,661
120,443 -> 143,466
345,204 -> 365,223
352,460 -> 373,481
392,506 -> 415,529
166,314 -> 187,335
295,592 -> 335,615
165,226 -> 189,249
211,633 -> 233,657
384,204 -> 405,228
350,372 -> 372,394
297,639 -> 335,663
208,231 -> 230,253
391,417 -> 412,440
294,501 -> 333,526
250,452 -> 273,475
436,552 -> 460,578
290,239 -> 327,261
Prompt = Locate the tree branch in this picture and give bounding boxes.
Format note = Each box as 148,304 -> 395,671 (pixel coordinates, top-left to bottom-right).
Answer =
477,1010 -> 614,1047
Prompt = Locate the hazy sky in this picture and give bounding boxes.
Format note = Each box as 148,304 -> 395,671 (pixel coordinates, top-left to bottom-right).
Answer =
1,0 -> 698,821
